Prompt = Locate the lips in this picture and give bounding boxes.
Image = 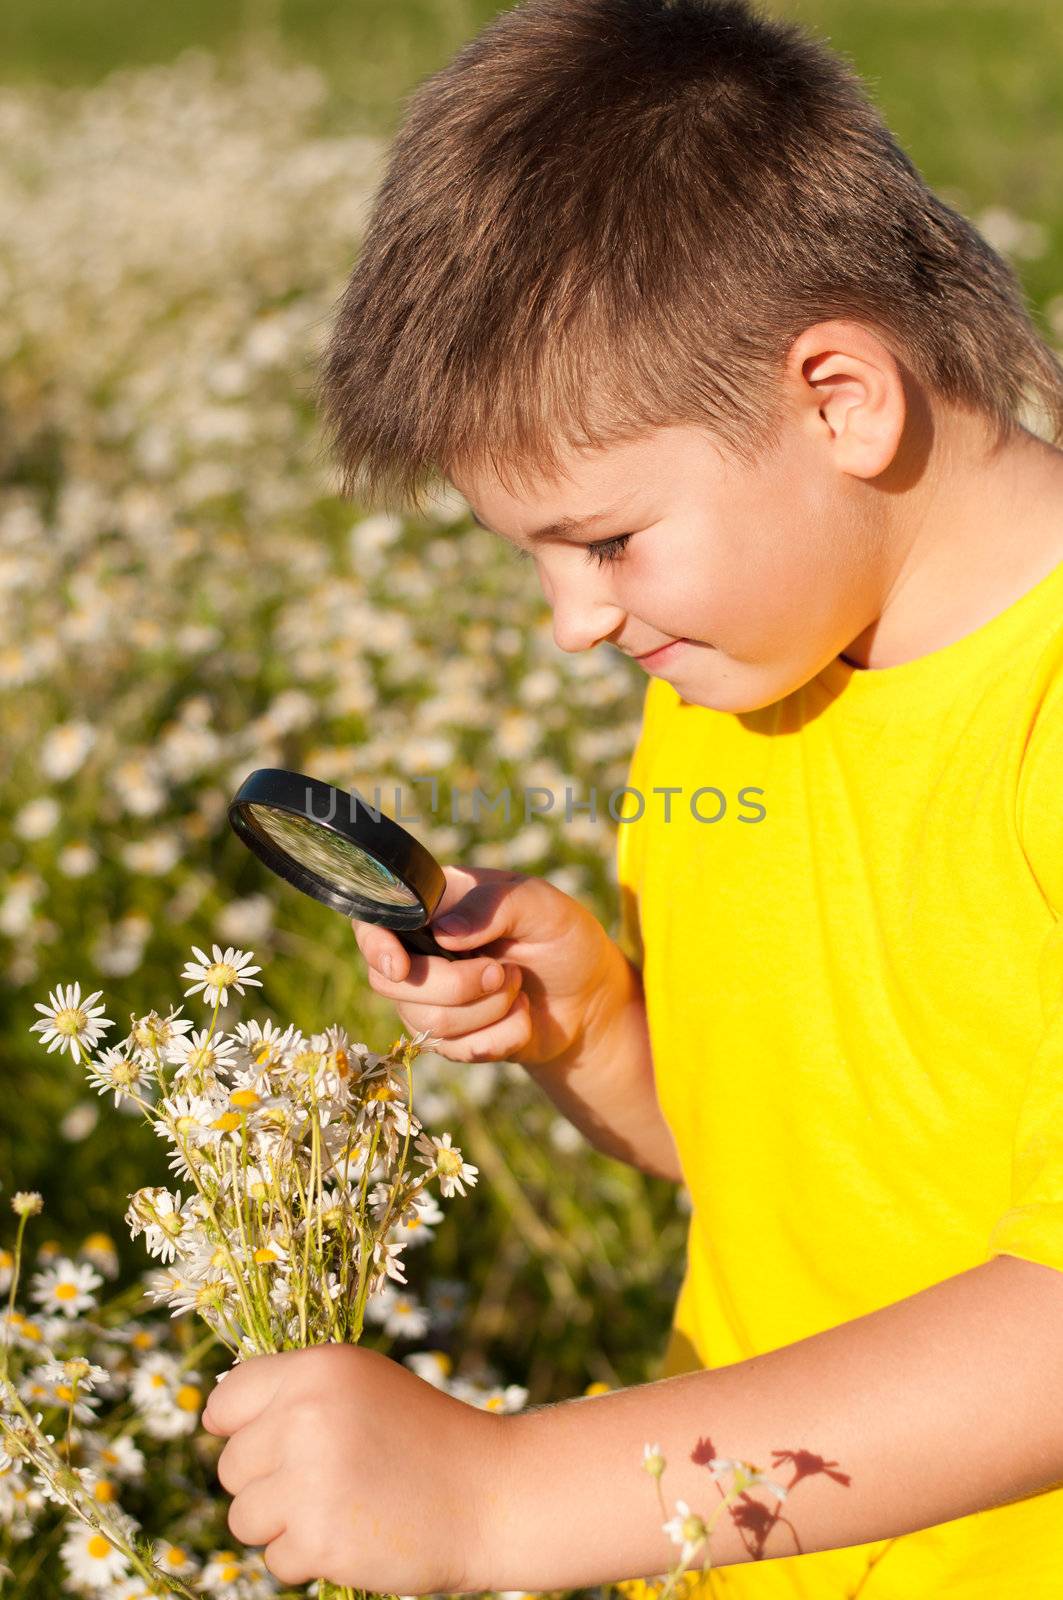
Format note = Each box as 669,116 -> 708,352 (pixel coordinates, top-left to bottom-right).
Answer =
635,639 -> 683,660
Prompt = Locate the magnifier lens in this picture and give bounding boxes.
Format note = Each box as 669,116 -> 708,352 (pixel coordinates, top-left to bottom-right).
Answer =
228,768 -> 465,963
245,802 -> 421,909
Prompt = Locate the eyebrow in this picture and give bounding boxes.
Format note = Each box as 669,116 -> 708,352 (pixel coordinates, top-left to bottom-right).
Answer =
467,505 -> 629,545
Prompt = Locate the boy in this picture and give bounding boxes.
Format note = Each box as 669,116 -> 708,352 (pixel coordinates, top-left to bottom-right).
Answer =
205,0 -> 1063,1594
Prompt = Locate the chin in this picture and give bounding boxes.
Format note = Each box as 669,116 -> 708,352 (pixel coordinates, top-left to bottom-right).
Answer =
676,658 -> 797,715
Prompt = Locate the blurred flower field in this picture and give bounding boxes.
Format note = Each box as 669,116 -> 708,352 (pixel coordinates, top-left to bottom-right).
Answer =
2,27 -> 1061,1598
0,49 -> 696,1591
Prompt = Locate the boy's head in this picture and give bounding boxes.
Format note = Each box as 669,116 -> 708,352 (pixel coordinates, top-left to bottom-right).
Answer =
320,0 -> 1063,711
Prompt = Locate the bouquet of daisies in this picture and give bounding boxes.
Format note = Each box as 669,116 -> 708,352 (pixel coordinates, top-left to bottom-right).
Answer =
3,944 -> 482,1600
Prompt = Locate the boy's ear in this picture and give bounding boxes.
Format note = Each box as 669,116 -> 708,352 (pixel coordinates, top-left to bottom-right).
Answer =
787,319 -> 907,480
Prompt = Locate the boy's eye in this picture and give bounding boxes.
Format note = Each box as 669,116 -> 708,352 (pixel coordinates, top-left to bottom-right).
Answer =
583,533 -> 633,567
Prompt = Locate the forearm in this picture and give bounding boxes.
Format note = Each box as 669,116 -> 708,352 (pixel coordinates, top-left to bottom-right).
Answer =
519,941 -> 683,1183
477,1253 -> 1063,1592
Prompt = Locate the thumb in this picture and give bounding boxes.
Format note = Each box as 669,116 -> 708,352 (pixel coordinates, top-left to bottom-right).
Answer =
429,865 -> 531,947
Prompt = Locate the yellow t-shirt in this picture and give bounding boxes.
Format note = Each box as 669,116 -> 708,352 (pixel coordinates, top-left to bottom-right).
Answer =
615,555 -> 1063,1598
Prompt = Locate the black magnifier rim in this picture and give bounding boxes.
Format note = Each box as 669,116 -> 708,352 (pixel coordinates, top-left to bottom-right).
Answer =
227,768 -> 445,929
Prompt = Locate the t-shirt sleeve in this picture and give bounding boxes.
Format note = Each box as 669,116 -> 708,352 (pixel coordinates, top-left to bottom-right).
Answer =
985,657 -> 1063,1270
615,680 -> 661,974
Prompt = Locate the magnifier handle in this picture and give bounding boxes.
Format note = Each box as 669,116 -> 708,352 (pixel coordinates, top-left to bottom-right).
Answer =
395,925 -> 469,962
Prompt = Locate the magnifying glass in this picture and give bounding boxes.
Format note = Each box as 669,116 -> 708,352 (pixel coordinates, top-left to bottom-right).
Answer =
227,768 -> 467,962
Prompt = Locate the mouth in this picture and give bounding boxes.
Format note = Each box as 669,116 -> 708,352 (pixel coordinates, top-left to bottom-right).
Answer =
633,639 -> 689,670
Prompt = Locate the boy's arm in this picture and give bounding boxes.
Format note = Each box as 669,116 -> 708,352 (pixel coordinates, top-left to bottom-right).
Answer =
478,1252 -> 1063,1591
517,939 -> 684,1184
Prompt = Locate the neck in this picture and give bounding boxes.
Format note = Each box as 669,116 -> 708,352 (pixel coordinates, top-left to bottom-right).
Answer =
842,406 -> 1063,671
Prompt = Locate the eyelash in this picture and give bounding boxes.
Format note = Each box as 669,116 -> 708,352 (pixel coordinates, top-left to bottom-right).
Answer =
515,533 -> 634,565
584,534 -> 633,567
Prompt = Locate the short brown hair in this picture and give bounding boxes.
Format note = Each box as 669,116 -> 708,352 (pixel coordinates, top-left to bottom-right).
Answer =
320,0 -> 1063,512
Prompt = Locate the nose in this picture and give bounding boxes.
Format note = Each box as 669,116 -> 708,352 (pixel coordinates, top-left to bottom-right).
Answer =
549,584 -> 626,654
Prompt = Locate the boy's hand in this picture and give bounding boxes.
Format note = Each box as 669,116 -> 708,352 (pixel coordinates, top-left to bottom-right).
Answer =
351,864 -> 619,1069
201,1343 -> 505,1594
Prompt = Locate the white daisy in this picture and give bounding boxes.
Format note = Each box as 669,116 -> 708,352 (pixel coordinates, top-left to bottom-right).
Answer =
231,1016 -> 300,1079
181,943 -> 262,1007
127,1007 -> 196,1063
199,1551 -> 247,1594
705,1454 -> 789,1500
402,1349 -> 453,1388
85,1045 -> 145,1107
168,1026 -> 240,1083
377,1291 -> 430,1341
40,720 -> 95,781
86,1433 -> 146,1482
390,1191 -> 444,1247
150,1538 -> 198,1580
414,1129 -> 479,1197
371,1234 -> 408,1287
38,1356 -> 111,1394
28,1258 -> 103,1319
19,1368 -> 101,1423
124,1188 -> 188,1264
59,1516 -> 132,1587
78,1230 -> 120,1280
29,982 -> 113,1065
662,1500 -> 709,1567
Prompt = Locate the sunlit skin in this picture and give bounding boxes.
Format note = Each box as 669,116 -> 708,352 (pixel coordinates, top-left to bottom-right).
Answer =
451,318 -> 1063,714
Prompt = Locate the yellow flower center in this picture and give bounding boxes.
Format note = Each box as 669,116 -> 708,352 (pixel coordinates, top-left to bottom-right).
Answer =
211,1112 -> 242,1132
55,1384 -> 76,1402
435,1147 -> 463,1176
54,1006 -> 87,1038
87,1534 -> 113,1559
94,1479 -> 117,1503
165,1548 -> 188,1567
252,1246 -> 280,1264
176,1384 -> 202,1412
230,1089 -> 260,1110
54,1282 -> 79,1301
132,1330 -> 155,1349
206,961 -> 238,990
83,1233 -> 114,1253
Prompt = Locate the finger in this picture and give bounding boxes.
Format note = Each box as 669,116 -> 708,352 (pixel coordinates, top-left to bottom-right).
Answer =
350,919 -> 413,983
427,869 -> 531,949
366,953 -> 520,1010
201,1350 -> 301,1436
385,960 -> 528,1049
227,1470 -> 287,1549
262,1527 -> 310,1588
216,1412 -> 282,1494
431,987 -> 534,1063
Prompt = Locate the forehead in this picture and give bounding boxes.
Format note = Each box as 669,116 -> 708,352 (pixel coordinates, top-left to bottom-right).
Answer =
451,424 -> 707,527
